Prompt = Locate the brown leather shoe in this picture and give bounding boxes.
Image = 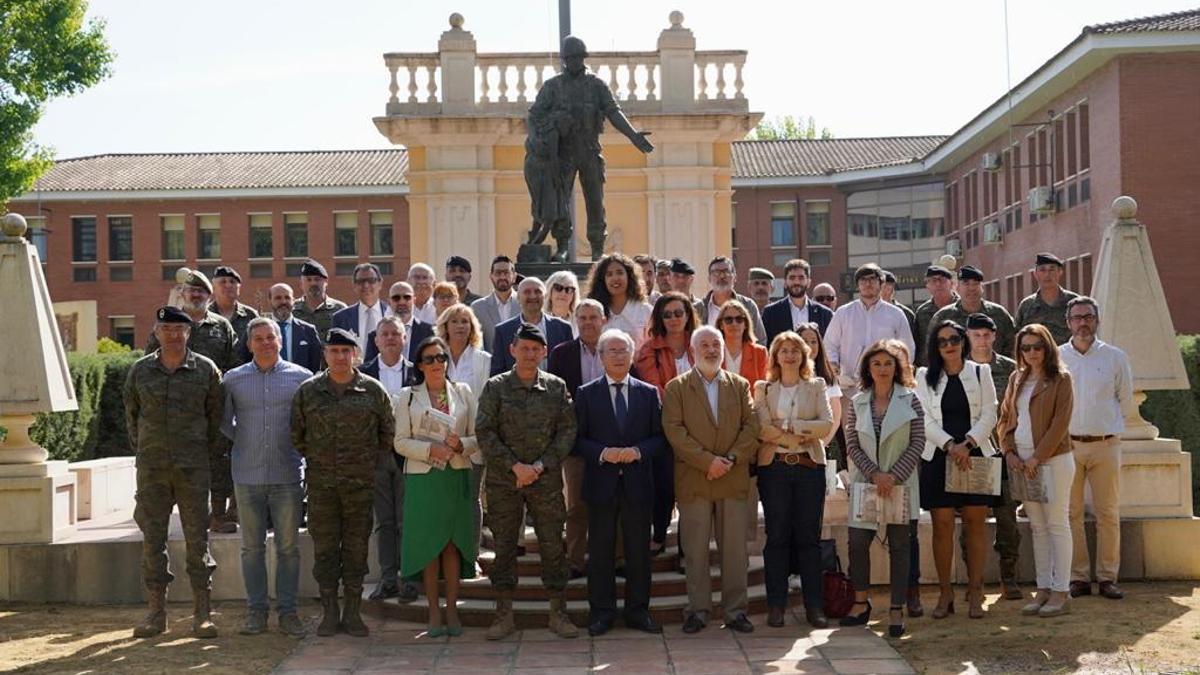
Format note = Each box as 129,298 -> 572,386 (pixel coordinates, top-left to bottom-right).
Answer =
1069,580 -> 1092,598
767,606 -> 785,628
805,606 -> 829,629
1098,581 -> 1125,600
906,586 -> 924,618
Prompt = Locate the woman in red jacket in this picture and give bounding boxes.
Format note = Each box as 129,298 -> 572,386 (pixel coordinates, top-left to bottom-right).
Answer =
718,299 -> 768,386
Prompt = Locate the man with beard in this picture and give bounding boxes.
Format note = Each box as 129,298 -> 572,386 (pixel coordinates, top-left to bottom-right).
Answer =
211,266 -> 258,366
669,258 -> 699,304
445,255 -> 483,306
746,267 -> 774,311
634,254 -> 658,301
654,259 -> 673,296
490,277 -> 574,375
293,260 -> 347,340
913,265 -> 959,366
762,258 -> 833,346
268,283 -> 322,373
697,256 -> 766,344
408,263 -> 438,325
471,255 -> 521,353
366,281 -> 431,364
331,263 -> 387,354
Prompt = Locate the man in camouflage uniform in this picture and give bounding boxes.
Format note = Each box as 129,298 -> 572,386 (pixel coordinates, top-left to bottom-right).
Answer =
148,269 -> 240,533
210,265 -> 258,531
1016,252 -> 1079,345
290,328 -> 394,638
124,306 -> 223,639
964,312 -> 1022,599
293,259 -> 347,341
881,270 -> 918,340
477,323 -> 579,640
914,265 -> 958,366
932,265 -> 1017,360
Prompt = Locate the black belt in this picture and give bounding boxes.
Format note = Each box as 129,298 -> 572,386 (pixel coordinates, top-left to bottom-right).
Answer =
773,452 -> 819,468
1071,434 -> 1115,443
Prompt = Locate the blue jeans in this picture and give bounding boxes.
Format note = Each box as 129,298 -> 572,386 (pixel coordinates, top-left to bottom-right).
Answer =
234,482 -> 303,614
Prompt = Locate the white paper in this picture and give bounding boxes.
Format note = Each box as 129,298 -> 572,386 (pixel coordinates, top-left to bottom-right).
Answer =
945,456 -> 1002,496
851,482 -> 911,525
1009,463 -> 1052,503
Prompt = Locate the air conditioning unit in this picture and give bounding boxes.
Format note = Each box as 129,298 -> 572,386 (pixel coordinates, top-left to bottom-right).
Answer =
1028,186 -> 1056,214
981,153 -> 1002,171
983,221 -> 1002,244
945,238 -> 962,256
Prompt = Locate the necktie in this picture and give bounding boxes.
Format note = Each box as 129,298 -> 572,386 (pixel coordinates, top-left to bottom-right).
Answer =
279,321 -> 290,361
612,382 -> 628,431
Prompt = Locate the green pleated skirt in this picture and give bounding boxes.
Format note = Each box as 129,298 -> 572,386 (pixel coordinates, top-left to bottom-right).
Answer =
400,466 -> 479,580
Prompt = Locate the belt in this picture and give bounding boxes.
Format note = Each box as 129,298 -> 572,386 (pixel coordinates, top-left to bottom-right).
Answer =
773,452 -> 819,468
1071,434 -> 1116,443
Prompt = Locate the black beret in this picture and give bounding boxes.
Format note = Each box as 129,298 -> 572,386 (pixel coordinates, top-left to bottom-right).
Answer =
854,263 -> 883,282
213,265 -> 242,283
156,306 -> 192,324
669,258 -> 695,275
1035,252 -> 1064,267
881,270 -> 897,284
958,265 -> 984,282
514,322 -> 547,346
300,259 -> 328,279
925,265 -> 952,279
445,255 -> 472,273
965,313 -> 997,331
325,328 -> 358,347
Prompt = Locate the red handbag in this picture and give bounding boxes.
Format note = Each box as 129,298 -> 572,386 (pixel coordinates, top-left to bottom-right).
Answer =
821,542 -> 855,618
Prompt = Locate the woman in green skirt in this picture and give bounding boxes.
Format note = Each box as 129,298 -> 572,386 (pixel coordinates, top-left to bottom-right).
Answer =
394,336 -> 480,636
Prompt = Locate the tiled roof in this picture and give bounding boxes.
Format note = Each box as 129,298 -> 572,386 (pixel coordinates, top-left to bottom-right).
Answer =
731,136 -> 948,179
1084,8 -> 1200,34
31,149 -> 409,192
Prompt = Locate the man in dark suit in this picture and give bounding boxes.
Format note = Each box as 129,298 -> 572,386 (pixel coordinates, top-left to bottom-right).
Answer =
490,277 -> 574,375
574,328 -> 665,636
331,263 -> 387,354
761,258 -> 833,346
266,283 -> 323,373
364,281 -> 432,363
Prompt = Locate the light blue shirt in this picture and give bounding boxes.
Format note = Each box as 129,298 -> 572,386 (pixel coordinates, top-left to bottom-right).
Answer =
221,358 -> 313,485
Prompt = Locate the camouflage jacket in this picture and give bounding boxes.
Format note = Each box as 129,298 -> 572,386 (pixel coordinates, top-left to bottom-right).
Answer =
932,299 -> 1017,361
212,301 -> 258,366
293,296 -> 347,341
984,352 -> 1017,400
893,301 -> 918,345
123,350 -> 224,470
290,370 -> 394,488
1016,287 -> 1079,346
914,294 -> 958,366
146,311 -> 238,374
477,369 -> 577,480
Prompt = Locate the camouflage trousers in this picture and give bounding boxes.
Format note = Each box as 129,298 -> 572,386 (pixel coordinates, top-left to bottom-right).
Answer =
210,436 -> 234,499
307,482 -> 374,590
134,465 -> 217,590
485,470 -> 568,592
959,478 -> 1022,580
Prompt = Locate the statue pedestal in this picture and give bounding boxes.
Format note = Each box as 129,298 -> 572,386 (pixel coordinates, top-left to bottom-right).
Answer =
1107,439 -> 1194,519
517,244 -> 551,264
0,460 -> 77,544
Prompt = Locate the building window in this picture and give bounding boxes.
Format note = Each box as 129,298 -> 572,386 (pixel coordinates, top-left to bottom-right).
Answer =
108,216 -> 133,261
335,262 -> 358,277
770,202 -> 796,247
110,266 -> 133,281
24,216 -> 48,261
730,202 -> 737,249
250,262 -> 273,279
197,214 -> 221,259
285,213 -> 308,257
369,211 -> 393,256
73,267 -> 97,282
334,212 -> 358,257
109,317 -> 135,349
771,252 -> 793,268
284,262 -> 304,277
161,265 -> 180,281
72,217 -> 96,262
805,201 -> 831,246
1079,104 -> 1090,171
161,215 -> 185,260
807,250 -> 832,267
249,213 -> 273,258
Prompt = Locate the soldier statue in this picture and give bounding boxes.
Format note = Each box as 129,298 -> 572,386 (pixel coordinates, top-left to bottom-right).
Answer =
524,35 -> 655,263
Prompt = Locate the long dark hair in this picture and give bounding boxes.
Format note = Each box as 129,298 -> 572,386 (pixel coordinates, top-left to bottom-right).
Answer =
924,320 -> 968,387
647,291 -> 699,339
586,253 -> 646,307
796,322 -> 836,387
409,336 -> 452,386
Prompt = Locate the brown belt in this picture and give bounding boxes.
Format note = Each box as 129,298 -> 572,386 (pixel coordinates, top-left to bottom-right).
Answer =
1071,434 -> 1116,443
773,452 -> 819,469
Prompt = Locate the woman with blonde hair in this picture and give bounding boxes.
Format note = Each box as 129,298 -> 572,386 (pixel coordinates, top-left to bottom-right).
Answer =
719,299 -> 768,386
431,282 -> 460,323
544,270 -> 581,337
436,303 -> 492,404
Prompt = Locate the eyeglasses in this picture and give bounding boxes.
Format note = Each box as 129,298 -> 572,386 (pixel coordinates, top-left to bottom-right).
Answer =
390,294 -> 413,301
552,284 -> 576,294
1068,313 -> 1097,322
419,353 -> 450,365
936,335 -> 964,348
721,315 -> 747,325
354,277 -> 381,285
710,268 -> 733,277
1019,343 -> 1045,353
661,309 -> 687,319
814,295 -> 836,303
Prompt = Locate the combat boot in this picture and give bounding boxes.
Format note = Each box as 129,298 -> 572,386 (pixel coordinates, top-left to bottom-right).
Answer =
547,594 -> 578,638
132,585 -> 167,638
192,588 -> 219,638
317,588 -> 341,637
486,592 -> 516,640
342,586 -> 370,637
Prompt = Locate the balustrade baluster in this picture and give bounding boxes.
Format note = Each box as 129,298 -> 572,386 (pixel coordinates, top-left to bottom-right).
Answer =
516,64 -> 528,102
407,64 -> 419,103
479,63 -> 490,103
715,62 -> 727,100
734,60 -> 745,100
646,64 -> 657,101
426,64 -> 438,102
626,59 -> 638,101
608,62 -> 619,97
387,62 -> 400,106
497,62 -> 509,103
696,60 -> 709,101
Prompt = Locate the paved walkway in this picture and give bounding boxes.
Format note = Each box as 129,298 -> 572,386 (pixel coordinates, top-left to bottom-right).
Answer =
271,607 -> 913,675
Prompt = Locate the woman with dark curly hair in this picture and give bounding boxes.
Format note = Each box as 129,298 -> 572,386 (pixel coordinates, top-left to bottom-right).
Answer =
587,253 -> 652,350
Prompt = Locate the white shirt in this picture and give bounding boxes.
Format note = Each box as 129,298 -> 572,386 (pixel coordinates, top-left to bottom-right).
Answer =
357,301 -> 385,353
724,347 -> 743,374
412,299 -> 437,325
605,373 -> 631,415
494,292 -> 518,323
774,383 -> 799,421
606,300 -> 653,351
674,353 -> 693,380
1059,338 -> 1135,436
378,356 -> 408,395
699,369 -> 721,421
1015,376 -> 1038,453
824,299 -> 916,386
448,345 -> 476,388
789,298 -> 811,330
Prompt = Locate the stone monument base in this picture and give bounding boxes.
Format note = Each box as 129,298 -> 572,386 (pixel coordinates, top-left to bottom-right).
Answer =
1115,438 -> 1194,519
0,460 -> 77,544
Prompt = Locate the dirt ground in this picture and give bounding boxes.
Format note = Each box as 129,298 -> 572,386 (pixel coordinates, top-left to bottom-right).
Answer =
884,582 -> 1200,674
0,601 -> 300,674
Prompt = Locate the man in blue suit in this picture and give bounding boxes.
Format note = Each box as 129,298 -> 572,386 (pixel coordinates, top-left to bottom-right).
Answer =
330,263 -> 387,354
490,277 -> 573,375
266,283 -> 323,373
761,258 -> 833,346
574,329 -> 665,636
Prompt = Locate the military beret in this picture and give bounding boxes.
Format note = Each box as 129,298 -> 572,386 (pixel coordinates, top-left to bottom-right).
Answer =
747,267 -> 774,281
325,328 -> 358,347
854,263 -> 883,282
300,259 -> 329,279
445,255 -> 472,273
958,265 -> 984,282
514,322 -> 547,346
1035,252 -> 1064,267
156,305 -> 192,324
881,270 -> 897,284
183,270 -> 213,294
213,265 -> 242,283
670,258 -> 695,275
965,313 -> 997,331
925,265 -> 953,279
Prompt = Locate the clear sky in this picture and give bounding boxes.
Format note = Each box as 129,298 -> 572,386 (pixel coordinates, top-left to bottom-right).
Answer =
32,0 -> 1198,158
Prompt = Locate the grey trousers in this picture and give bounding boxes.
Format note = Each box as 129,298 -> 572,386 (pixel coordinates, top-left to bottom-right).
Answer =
372,457 -> 405,586
849,523 -> 911,607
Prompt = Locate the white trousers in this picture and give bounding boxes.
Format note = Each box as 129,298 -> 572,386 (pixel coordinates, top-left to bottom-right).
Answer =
1019,449 -> 1076,592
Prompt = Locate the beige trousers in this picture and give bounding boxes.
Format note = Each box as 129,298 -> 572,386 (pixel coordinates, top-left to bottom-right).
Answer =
562,455 -> 588,571
678,496 -> 749,621
1069,437 -> 1122,583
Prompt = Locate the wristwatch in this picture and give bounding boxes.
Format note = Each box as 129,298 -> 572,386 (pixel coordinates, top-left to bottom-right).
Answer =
724,452 -> 737,463
532,460 -> 545,472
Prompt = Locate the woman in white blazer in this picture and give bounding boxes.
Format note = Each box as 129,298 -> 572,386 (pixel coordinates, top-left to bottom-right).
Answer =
915,320 -> 999,620
437,303 -> 493,405
394,336 -> 480,637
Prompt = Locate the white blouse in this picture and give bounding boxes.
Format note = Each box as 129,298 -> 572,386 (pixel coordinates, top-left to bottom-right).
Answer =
1016,376 -> 1038,455
606,300 -> 653,350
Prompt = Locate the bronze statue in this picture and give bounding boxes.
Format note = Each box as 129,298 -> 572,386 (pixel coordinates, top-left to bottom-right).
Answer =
524,35 -> 654,263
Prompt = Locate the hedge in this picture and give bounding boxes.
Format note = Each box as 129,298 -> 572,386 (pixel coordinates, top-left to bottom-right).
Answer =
30,350 -> 141,462
1141,335 -> 1200,511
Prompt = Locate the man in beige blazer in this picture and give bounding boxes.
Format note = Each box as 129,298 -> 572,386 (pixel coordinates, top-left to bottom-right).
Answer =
663,325 -> 761,634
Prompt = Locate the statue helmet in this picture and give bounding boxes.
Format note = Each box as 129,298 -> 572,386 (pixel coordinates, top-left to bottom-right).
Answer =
561,35 -> 588,59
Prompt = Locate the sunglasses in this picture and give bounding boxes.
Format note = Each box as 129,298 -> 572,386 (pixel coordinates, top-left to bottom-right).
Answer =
721,315 -> 747,325
936,335 -> 964,348
552,284 -> 576,293
1019,343 -> 1045,353
814,295 -> 836,303
419,353 -> 450,365
661,309 -> 687,319
390,294 -> 413,301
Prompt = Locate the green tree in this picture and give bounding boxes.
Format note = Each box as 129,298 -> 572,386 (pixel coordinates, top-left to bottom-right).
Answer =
747,114 -> 832,141
1,0 -> 113,207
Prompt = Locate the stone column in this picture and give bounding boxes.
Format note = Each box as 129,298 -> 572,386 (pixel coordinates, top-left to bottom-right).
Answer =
438,12 -> 477,115
657,11 -> 696,113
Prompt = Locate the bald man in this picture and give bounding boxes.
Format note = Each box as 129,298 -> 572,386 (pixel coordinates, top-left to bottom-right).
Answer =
270,283 -> 323,373
811,283 -> 838,312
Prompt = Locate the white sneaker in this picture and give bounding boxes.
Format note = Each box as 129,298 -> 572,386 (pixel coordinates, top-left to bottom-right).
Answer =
788,575 -> 804,591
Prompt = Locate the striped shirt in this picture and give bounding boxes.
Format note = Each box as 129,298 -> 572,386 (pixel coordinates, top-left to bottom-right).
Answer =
221,358 -> 313,485
844,394 -> 925,482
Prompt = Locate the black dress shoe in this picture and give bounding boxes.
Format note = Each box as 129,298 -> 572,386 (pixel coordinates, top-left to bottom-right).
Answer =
724,614 -> 754,633
614,565 -> 627,579
398,582 -> 419,603
1069,580 -> 1092,598
588,618 -> 613,636
569,567 -> 586,581
681,614 -> 706,634
368,583 -> 400,600
767,606 -> 786,628
625,615 -> 663,634
805,606 -> 829,629
1098,581 -> 1125,600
